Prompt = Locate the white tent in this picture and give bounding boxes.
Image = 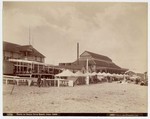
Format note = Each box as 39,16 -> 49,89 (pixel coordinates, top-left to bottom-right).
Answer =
97,72 -> 103,76
112,73 -> 117,77
115,74 -> 120,78
124,74 -> 129,77
55,69 -> 76,77
97,72 -> 108,76
106,73 -> 112,76
91,72 -> 97,76
75,71 -> 84,77
101,72 -> 107,76
83,72 -> 93,76
97,72 -> 104,79
130,75 -> 140,80
119,74 -> 124,78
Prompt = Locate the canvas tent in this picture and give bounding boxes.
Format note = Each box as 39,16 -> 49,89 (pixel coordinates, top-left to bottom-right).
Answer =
106,73 -> 112,76
75,71 -> 84,76
91,72 -> 97,76
130,75 -> 140,80
55,69 -> 76,77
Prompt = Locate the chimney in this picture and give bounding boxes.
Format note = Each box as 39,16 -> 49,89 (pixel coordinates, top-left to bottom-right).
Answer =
77,42 -> 79,65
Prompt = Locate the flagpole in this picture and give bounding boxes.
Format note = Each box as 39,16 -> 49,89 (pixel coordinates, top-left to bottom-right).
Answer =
29,25 -> 31,45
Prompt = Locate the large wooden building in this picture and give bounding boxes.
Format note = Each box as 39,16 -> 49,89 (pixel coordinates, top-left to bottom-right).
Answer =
59,51 -> 128,74
3,41 -> 61,77
3,41 -> 45,63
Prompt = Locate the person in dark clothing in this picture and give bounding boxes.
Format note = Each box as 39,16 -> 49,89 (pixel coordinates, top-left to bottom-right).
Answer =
37,75 -> 41,87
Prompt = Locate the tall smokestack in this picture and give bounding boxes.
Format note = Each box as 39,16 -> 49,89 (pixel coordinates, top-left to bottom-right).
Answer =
77,42 -> 79,65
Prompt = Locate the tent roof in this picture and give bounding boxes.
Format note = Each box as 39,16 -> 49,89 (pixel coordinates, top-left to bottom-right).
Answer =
106,73 -> 112,76
75,71 -> 84,76
55,69 -> 76,77
92,72 -> 97,75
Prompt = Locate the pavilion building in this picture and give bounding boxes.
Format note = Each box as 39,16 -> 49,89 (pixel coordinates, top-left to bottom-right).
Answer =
3,41 -> 61,77
59,51 -> 128,74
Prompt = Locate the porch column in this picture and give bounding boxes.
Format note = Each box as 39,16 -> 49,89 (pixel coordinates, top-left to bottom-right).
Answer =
19,62 -> 20,73
22,62 -> 24,73
31,63 -> 32,73
38,64 -> 39,73
57,79 -> 60,87
16,62 -> 18,74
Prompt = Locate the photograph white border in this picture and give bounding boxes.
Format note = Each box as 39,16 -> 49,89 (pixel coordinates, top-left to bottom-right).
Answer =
0,0 -> 149,119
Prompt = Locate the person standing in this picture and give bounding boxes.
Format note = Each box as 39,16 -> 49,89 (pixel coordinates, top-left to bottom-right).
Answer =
37,75 -> 41,87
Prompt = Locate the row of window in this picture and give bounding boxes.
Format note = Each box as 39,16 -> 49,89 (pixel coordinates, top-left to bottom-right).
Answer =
3,56 -> 44,63
3,51 -> 44,62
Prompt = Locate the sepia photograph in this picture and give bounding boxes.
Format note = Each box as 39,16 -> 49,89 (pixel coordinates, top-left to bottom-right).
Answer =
2,1 -> 148,117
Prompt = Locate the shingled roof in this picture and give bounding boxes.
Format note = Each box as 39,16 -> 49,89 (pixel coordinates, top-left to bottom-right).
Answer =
94,60 -> 121,69
58,65 -> 82,70
19,45 -> 45,58
3,41 -> 20,53
3,41 -> 45,58
73,59 -> 121,69
80,51 -> 112,62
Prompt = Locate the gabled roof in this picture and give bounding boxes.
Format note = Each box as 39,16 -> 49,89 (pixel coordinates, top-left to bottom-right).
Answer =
73,59 -> 121,69
3,41 -> 21,53
19,45 -> 33,52
19,45 -> 45,58
80,51 -> 112,62
3,41 -> 45,58
31,47 -> 45,58
94,60 -> 121,69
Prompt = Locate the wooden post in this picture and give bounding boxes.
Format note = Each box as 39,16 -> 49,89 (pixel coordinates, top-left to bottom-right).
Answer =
54,79 -> 56,87
32,63 -> 34,73
18,62 -> 20,74
53,67 -> 54,75
86,59 -> 89,85
38,64 -> 39,73
17,61 -> 19,74
6,78 -> 8,85
16,79 -> 19,86
43,64 -> 44,73
10,85 -> 15,95
22,62 -> 23,73
86,59 -> 88,73
48,65 -> 49,73
58,79 -> 60,87
31,63 -> 32,73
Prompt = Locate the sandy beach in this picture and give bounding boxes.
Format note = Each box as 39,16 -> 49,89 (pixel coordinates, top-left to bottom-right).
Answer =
3,82 -> 147,113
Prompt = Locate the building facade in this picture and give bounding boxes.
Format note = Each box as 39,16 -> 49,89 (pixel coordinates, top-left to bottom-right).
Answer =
59,51 -> 128,74
3,41 -> 47,75
3,41 -> 45,63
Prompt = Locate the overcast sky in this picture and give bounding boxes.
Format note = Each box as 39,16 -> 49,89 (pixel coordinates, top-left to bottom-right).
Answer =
3,2 -> 147,73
